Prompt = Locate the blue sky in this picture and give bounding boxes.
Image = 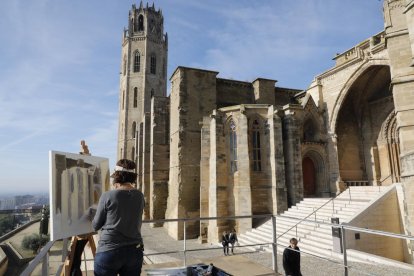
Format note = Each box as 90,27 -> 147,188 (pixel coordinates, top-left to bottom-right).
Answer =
0,0 -> 384,195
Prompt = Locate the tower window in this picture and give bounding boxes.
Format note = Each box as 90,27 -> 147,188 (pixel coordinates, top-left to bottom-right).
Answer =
138,15 -> 144,31
150,54 -> 156,74
134,51 -> 140,72
134,88 -> 138,107
151,89 -> 154,97
132,122 -> 137,138
229,120 -> 238,173
252,120 -> 262,171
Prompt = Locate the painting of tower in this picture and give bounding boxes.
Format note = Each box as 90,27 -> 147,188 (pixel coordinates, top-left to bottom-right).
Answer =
49,151 -> 110,240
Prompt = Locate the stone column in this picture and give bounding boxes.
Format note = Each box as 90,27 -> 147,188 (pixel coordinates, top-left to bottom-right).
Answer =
200,116 -> 211,242
149,97 -> 169,226
268,106 -> 287,213
235,107 -> 252,233
207,112 -> 220,243
283,108 -> 303,205
142,113 -> 151,219
384,0 -> 414,262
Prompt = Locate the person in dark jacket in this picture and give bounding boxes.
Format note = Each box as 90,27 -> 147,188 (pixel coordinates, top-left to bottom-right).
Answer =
228,229 -> 238,254
283,238 -> 302,276
221,231 -> 230,255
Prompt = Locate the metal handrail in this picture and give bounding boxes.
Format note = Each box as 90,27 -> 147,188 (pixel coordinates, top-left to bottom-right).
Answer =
378,174 -> 392,185
20,212 -> 414,276
277,189 -> 348,240
21,240 -> 56,276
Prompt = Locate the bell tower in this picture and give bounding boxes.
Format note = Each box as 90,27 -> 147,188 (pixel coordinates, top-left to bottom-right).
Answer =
117,1 -> 168,162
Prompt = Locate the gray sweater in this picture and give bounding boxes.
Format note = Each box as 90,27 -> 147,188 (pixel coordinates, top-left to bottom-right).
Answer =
92,189 -> 145,253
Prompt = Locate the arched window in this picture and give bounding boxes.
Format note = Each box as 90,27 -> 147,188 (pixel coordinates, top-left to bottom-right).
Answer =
138,15 -> 144,31
252,120 -> 261,171
123,55 -> 127,75
150,54 -> 156,74
132,122 -> 137,138
151,89 -> 154,97
131,147 -> 135,161
133,88 -> 138,107
229,120 -> 237,173
131,18 -> 135,32
122,90 -> 125,110
134,51 -> 140,72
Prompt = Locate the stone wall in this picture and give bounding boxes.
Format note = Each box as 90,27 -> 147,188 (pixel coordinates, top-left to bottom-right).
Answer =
166,67 -> 218,239
346,187 -> 407,262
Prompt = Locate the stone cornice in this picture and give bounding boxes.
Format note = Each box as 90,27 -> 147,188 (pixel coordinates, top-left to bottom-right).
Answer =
316,32 -> 386,81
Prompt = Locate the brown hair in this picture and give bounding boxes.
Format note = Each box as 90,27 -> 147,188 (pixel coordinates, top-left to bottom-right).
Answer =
111,159 -> 137,184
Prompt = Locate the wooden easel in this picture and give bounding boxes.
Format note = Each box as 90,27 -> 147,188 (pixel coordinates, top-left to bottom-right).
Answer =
61,140 -> 96,275
62,234 -> 96,275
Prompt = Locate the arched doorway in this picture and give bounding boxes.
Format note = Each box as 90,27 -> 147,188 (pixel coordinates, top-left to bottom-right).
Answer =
335,65 -> 395,186
302,157 -> 316,196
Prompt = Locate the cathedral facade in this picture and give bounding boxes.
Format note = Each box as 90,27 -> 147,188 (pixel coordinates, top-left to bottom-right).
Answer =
117,0 -> 414,252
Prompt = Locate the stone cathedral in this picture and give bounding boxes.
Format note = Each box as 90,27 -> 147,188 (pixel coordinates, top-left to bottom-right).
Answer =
118,0 -> 414,250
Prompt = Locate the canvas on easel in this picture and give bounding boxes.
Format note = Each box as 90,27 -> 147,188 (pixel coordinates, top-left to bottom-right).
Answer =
49,151 -> 110,240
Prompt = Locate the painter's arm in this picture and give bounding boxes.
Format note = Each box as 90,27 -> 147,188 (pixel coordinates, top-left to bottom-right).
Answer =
92,194 -> 107,231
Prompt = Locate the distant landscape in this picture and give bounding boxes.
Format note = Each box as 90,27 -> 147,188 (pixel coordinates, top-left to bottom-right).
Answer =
0,193 -> 49,211
0,193 -> 49,237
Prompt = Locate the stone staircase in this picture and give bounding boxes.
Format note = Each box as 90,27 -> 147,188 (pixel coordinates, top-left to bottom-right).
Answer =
238,186 -> 391,259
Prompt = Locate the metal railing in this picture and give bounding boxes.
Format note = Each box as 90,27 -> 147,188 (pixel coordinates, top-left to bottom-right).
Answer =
277,187 -> 354,240
344,180 -> 369,187
20,214 -> 414,276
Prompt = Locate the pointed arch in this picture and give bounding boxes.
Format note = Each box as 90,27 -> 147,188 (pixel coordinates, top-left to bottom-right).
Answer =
302,148 -> 328,196
132,121 -> 137,138
227,119 -> 238,173
138,14 -> 144,31
329,60 -> 390,132
133,88 -> 138,108
249,117 -> 262,171
150,54 -> 156,74
133,51 -> 140,72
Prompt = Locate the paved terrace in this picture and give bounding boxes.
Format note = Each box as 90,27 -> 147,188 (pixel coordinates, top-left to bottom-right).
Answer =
140,223 -> 414,276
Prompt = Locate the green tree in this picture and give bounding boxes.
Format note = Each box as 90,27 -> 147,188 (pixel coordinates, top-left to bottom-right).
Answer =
0,216 -> 14,236
21,234 -> 49,254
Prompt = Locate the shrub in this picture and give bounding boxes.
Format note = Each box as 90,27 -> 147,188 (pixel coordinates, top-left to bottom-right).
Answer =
22,233 -> 49,253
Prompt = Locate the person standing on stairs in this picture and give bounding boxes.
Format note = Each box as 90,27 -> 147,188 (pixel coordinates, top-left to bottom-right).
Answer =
283,238 -> 302,276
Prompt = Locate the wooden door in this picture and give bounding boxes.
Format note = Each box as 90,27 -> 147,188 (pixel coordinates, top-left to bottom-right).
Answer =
302,157 -> 316,196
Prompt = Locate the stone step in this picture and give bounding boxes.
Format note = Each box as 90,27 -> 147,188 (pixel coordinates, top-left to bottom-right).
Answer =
304,234 -> 333,246
237,186 -> 390,262
254,226 -> 313,239
284,208 -> 351,219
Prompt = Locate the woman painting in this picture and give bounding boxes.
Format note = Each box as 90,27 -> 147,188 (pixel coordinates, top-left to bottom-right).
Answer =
92,159 -> 145,275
